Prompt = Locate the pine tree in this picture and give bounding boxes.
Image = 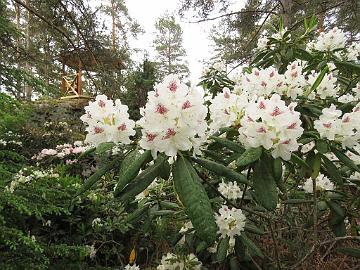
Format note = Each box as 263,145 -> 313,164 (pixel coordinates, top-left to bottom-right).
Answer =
153,14 -> 189,79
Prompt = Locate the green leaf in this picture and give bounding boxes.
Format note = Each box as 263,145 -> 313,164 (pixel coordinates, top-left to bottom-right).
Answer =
95,142 -> 115,155
311,153 -> 321,179
238,234 -> 264,258
253,158 -> 278,211
159,159 -> 171,180
334,61 -> 360,74
114,150 -> 152,196
173,156 -> 217,245
196,241 -> 208,253
273,158 -> 283,184
337,247 -> 360,258
305,66 -> 329,97
291,153 -> 311,169
327,201 -> 345,222
244,224 -> 265,235
216,237 -> 229,262
229,256 -> 240,270
316,139 -> 328,154
192,157 -> 250,185
236,147 -> 262,167
331,147 -> 360,172
124,205 -> 149,224
210,136 -> 245,153
76,159 -> 118,196
322,154 -> 343,185
116,156 -> 165,201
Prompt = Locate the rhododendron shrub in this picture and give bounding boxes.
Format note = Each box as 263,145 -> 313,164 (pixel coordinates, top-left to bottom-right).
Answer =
77,18 -> 360,269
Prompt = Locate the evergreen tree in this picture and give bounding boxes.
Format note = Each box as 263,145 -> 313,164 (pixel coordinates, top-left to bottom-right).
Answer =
153,14 -> 189,79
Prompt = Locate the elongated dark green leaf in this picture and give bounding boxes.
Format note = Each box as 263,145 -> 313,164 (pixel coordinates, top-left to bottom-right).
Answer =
229,256 -> 240,270
337,247 -> 360,258
311,153 -> 321,179
95,142 -> 115,154
244,224 -> 265,235
236,147 -> 262,167
322,154 -> 343,185
124,205 -> 149,224
114,150 -> 152,196
173,156 -> 217,245
159,159 -> 170,180
283,199 -> 313,204
76,159 -> 118,196
253,159 -> 278,211
192,157 -> 250,185
77,147 -> 96,160
331,147 -> 360,172
306,66 -> 329,97
327,201 -> 345,221
216,237 -> 229,262
238,234 -> 264,258
210,136 -> 245,153
116,156 -> 165,201
334,61 -> 360,74
273,158 -> 282,184
316,139 -> 328,154
291,153 -> 311,169
196,241 -> 208,253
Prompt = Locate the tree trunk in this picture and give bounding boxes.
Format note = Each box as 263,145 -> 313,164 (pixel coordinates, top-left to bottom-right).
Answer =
14,1 -> 22,99
318,2 -> 326,32
111,0 -> 116,51
24,0 -> 32,100
281,0 -> 293,28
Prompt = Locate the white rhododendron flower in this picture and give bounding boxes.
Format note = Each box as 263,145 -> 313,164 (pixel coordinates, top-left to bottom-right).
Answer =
338,93 -> 356,103
239,94 -> 303,160
308,27 -> 346,52
124,264 -> 140,270
257,36 -> 269,51
303,173 -> 334,193
300,141 -> 315,154
215,205 -> 246,239
242,67 -> 285,97
80,95 -> 135,146
283,60 -> 307,99
157,253 -> 202,270
218,180 -> 243,201
209,87 -> 249,132
307,71 -> 338,99
138,75 -> 208,158
314,103 -> 360,149
179,221 -> 194,234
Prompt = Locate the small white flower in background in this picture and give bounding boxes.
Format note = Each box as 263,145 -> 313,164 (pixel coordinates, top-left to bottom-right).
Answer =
307,71 -> 338,99
215,205 -> 246,239
209,87 -> 249,132
138,74 -> 208,158
87,244 -> 97,259
218,180 -> 243,201
124,264 -> 140,270
300,141 -> 316,154
179,221 -> 194,234
212,61 -> 226,72
156,253 -> 202,270
272,27 -> 289,40
308,27 -> 346,52
303,173 -> 334,193
91,217 -> 103,227
350,171 -> 360,181
80,95 -> 135,146
256,36 -> 269,51
239,94 -> 303,160
338,93 -> 356,103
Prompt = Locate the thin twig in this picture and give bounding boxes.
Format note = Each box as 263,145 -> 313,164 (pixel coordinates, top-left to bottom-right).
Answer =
188,9 -> 278,23
268,219 -> 282,270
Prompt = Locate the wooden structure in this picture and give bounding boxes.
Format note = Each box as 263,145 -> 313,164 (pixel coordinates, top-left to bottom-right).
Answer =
59,44 -> 126,98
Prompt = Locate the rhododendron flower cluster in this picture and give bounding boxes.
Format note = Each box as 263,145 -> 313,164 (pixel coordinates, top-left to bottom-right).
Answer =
242,67 -> 285,97
239,94 -> 304,160
157,253 -> 202,270
138,75 -> 208,158
215,205 -> 246,239
303,173 -> 334,193
32,142 -> 89,160
314,103 -> 360,149
307,27 -> 346,52
218,180 -> 243,201
209,87 -> 249,131
80,95 -> 135,146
